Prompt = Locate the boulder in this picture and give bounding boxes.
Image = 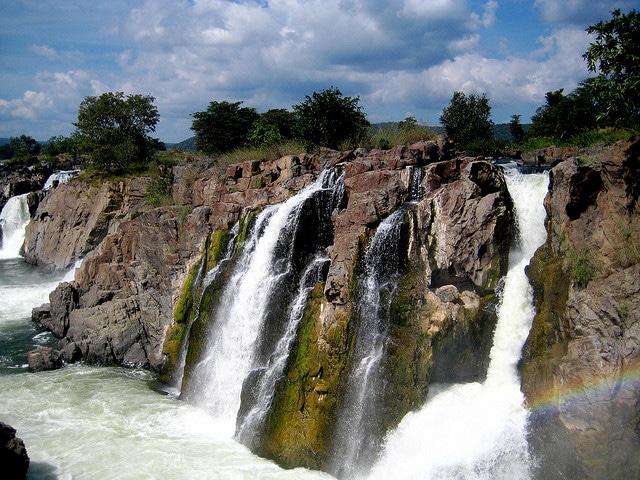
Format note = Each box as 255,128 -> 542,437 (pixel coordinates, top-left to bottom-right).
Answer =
0,422 -> 29,479
27,346 -> 63,372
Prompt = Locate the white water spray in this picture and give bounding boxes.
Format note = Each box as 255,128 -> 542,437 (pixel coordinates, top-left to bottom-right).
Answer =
331,208 -> 405,478
0,194 -> 31,259
185,170 -> 342,434
369,168 -> 549,480
236,254 -> 330,442
42,169 -> 79,191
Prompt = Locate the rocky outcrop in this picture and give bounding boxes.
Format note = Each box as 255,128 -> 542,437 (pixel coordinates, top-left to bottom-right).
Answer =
520,137 -> 640,480
0,165 -> 52,212
23,177 -> 153,272
0,422 -> 29,479
27,346 -> 62,372
27,141 -> 512,474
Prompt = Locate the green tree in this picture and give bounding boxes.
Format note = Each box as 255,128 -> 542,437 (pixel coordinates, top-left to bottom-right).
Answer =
509,115 -> 525,143
248,108 -> 296,147
42,135 -> 76,157
528,83 -> 599,140
440,91 -> 494,149
74,92 -> 160,171
190,101 -> 259,156
583,9 -> 640,126
293,87 -> 369,150
9,134 -> 40,161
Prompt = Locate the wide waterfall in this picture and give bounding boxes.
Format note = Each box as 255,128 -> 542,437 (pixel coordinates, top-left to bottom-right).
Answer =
330,208 -> 405,478
0,193 -> 31,259
180,168 -> 345,437
368,167 -> 549,480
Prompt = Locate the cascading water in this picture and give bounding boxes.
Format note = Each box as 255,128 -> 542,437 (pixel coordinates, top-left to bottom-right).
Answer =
182,169 -> 344,435
330,208 -> 405,479
236,254 -> 330,444
368,167 -> 549,480
0,193 -> 31,259
42,169 -> 79,191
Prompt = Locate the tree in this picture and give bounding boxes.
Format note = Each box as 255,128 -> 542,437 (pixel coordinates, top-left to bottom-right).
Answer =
440,92 -> 494,149
293,87 -> 369,150
190,101 -> 259,156
9,135 -> 40,162
528,83 -> 599,140
583,9 -> 640,126
74,92 -> 160,171
509,115 -> 525,143
248,108 -> 296,148
42,135 -> 76,158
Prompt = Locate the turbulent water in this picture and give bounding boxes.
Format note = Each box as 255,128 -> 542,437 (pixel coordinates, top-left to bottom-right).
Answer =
369,168 -> 549,480
0,198 -> 333,479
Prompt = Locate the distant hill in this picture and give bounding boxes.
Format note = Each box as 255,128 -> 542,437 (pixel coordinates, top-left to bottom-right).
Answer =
166,137 -> 196,151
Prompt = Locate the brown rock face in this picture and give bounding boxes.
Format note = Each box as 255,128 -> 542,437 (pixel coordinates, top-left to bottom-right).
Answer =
520,137 -> 640,480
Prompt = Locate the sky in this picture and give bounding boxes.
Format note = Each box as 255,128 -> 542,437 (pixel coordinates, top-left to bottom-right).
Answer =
0,0 -> 638,143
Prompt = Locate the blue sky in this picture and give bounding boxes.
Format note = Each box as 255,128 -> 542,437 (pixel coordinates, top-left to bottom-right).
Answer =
0,0 -> 637,143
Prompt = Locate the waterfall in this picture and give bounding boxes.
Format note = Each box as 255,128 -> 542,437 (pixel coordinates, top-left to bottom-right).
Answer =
409,166 -> 424,202
368,167 -> 549,480
330,208 -> 405,479
236,254 -> 330,444
0,194 -> 31,259
182,168 -> 344,435
43,170 -> 79,191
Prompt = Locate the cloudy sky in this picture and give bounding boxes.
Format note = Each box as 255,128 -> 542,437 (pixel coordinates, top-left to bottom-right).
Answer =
0,0 -> 636,143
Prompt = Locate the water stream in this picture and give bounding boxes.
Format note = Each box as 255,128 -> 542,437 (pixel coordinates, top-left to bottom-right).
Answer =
368,167 -> 549,480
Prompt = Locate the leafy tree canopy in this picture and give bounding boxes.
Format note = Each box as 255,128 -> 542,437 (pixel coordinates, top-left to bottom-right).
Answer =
509,115 -> 526,143
529,81 -> 599,139
74,92 -> 160,172
9,134 -> 40,161
293,87 -> 369,150
190,100 -> 259,156
440,91 -> 494,149
583,9 -> 640,126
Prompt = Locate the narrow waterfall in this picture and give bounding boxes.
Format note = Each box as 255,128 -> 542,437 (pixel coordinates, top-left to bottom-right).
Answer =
169,223 -> 240,395
409,166 -> 424,202
368,167 -> 549,480
0,193 -> 31,259
330,208 -> 405,479
182,169 -> 344,435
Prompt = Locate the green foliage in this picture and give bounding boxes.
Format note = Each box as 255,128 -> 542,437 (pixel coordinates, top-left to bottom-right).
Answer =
9,134 -> 40,163
145,177 -> 173,207
74,92 -> 161,173
583,9 -> 640,127
465,138 -> 510,157
509,115 -> 526,143
219,139 -> 306,168
440,91 -> 494,149
248,118 -> 284,147
529,84 -> 599,140
365,121 -> 435,150
567,248 -> 595,289
293,86 -> 369,150
42,135 -> 77,158
190,100 -> 259,156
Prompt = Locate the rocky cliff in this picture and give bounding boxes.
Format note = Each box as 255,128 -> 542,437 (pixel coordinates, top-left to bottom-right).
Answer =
25,142 -> 513,474
520,137 -> 640,479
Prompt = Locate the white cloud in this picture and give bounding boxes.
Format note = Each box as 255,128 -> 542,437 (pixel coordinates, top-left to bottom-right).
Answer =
29,44 -> 82,63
